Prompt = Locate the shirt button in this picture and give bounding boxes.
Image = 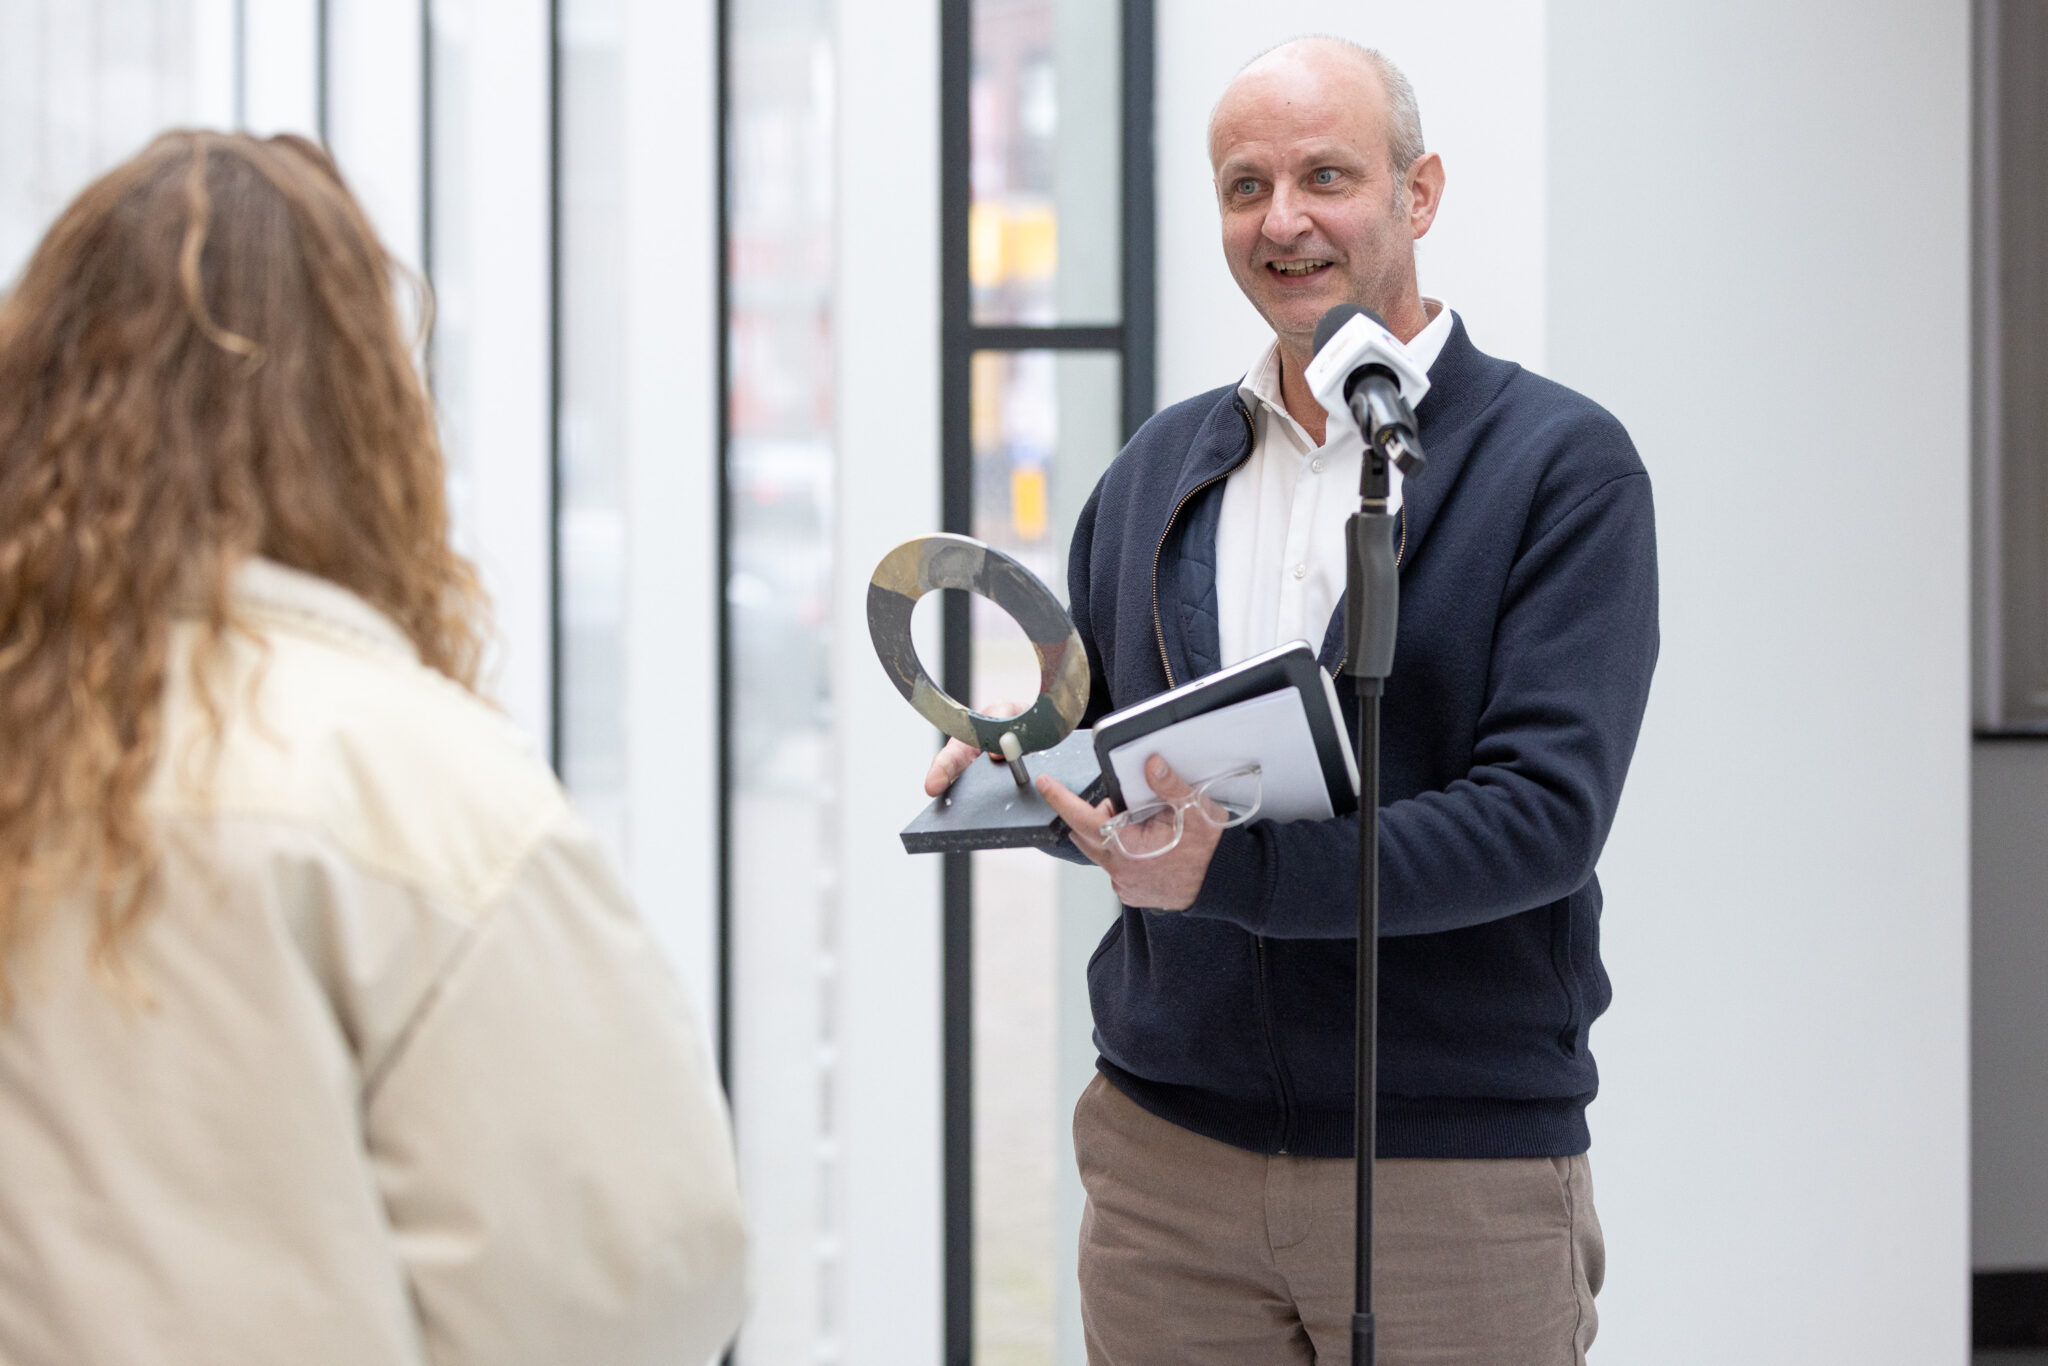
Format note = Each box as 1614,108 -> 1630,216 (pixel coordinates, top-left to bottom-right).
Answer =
1311,458 -> 1326,475
1292,563 -> 1307,580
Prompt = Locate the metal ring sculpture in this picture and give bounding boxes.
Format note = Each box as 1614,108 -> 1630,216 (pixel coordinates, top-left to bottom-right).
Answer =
866,534 -> 1089,755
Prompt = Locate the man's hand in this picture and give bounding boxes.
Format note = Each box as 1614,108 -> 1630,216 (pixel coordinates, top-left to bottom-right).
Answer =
1035,755 -> 1224,912
922,702 -> 1024,797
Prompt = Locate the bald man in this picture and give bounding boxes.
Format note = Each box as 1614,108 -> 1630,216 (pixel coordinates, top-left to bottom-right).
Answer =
929,38 -> 1657,1365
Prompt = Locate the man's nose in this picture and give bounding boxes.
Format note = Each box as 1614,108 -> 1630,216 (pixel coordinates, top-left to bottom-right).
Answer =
1261,185 -> 1312,243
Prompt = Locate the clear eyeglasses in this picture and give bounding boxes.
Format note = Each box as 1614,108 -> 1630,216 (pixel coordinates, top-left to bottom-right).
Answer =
1097,764 -> 1263,859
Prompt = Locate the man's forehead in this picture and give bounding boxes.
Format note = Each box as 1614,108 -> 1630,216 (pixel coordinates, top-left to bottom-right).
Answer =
1208,52 -> 1386,168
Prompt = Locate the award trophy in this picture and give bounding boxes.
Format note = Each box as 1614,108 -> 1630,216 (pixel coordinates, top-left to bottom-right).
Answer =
867,533 -> 1106,853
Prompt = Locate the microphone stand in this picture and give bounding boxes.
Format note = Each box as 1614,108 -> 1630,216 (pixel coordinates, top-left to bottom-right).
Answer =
1342,418 -> 1417,1366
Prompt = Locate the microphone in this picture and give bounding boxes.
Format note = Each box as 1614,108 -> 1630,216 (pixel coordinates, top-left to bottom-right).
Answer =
1305,305 -> 1429,478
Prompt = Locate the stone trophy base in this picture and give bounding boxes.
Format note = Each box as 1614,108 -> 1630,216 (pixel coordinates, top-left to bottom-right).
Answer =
899,728 -> 1104,854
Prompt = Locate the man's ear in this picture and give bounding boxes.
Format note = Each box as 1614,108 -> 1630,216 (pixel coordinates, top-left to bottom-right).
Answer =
1405,152 -> 1446,240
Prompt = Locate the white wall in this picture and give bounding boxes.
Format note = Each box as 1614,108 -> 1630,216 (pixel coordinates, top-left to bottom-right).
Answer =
327,0 -> 426,272
1974,741 -> 2048,1269
1548,3 -> 1971,1361
834,0 -> 944,1358
241,0 -> 320,136
614,0 -> 724,1063
1156,1 -> 1549,402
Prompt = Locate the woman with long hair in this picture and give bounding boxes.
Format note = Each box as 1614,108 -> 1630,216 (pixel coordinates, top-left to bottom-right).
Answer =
0,131 -> 745,1365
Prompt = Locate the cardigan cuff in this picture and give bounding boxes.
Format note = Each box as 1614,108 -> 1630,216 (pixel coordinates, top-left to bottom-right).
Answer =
1184,825 -> 1273,931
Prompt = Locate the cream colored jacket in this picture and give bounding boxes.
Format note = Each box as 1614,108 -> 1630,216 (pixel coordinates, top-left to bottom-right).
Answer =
0,560 -> 746,1366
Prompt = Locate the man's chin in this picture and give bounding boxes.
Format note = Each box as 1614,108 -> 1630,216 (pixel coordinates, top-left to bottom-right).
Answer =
1258,291 -> 1349,349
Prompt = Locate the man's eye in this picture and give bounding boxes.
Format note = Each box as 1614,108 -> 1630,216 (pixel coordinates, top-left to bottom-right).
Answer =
1313,168 -> 1338,185
1235,178 -> 1259,195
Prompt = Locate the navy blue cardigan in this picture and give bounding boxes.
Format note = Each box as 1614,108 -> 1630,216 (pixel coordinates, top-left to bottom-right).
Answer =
1069,317 -> 1659,1158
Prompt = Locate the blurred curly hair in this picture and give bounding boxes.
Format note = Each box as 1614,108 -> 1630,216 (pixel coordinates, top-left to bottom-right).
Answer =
0,130 -> 487,1004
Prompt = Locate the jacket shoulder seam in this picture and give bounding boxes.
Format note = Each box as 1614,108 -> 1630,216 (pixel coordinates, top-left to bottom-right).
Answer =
356,805 -> 579,1100
1525,469 -> 1651,552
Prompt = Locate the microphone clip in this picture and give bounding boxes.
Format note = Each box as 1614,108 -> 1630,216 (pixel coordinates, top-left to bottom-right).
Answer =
1349,377 -> 1426,482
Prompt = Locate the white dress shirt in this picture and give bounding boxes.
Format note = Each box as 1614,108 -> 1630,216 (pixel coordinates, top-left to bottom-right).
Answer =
1214,300 -> 1455,667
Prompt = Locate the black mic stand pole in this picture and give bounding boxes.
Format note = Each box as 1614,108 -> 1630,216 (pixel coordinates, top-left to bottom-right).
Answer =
1342,420 -> 1415,1366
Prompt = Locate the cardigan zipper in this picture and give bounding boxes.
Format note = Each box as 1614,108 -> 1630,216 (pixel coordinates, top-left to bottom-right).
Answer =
1252,936 -> 1299,1152
1153,404 -> 1410,685
1148,399 -> 1410,1152
1150,398 -> 1406,1153
1149,400 -> 1333,1153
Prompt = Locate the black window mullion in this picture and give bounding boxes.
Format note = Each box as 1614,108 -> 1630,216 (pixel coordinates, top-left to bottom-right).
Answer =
1119,0 -> 1156,442
545,0 -> 565,777
938,2 -> 975,1362
967,324 -> 1121,351
712,0 -> 735,1102
315,0 -> 331,143
233,0 -> 249,129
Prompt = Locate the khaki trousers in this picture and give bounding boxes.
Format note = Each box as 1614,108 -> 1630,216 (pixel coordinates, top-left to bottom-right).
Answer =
1074,1075 -> 1603,1366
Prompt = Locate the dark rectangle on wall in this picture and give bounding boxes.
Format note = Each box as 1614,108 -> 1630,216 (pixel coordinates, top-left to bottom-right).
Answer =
1998,0 -> 2048,723
1976,1270 -> 2048,1347
1980,0 -> 2048,730
546,0 -> 565,774
713,0 -> 734,1095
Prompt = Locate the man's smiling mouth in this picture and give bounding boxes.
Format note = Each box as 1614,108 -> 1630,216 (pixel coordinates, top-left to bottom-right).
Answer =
1266,259 -> 1332,277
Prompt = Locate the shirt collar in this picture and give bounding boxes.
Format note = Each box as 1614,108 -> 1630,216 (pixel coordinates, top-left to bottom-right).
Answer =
177,557 -> 421,663
1403,297 -> 1455,375
1237,298 -> 1454,442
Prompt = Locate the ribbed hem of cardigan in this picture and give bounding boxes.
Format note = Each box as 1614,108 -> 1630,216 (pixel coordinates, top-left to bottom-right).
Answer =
1097,1063 -> 1592,1160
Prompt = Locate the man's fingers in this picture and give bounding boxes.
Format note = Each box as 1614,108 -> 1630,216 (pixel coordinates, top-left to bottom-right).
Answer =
1143,753 -> 1193,799
924,738 -> 981,797
1035,776 -> 1113,843
922,703 -> 1030,797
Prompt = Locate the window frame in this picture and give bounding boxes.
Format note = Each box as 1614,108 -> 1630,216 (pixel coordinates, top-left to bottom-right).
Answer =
937,2 -> 1157,1358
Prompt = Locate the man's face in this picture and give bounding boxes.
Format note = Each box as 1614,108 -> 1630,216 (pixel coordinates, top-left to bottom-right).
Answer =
1209,59 -> 1418,353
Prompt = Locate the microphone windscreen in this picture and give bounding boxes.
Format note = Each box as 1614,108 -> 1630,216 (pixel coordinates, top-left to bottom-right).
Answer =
1312,304 -> 1397,360
1312,305 -> 1363,357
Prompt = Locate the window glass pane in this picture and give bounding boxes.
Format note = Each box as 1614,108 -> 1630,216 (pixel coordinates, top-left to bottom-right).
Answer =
970,349 -> 1121,1366
728,1 -> 842,1361
557,0 -> 627,853
970,0 -> 1120,327
426,0 -> 553,745
325,0 -> 427,314
426,0 -> 473,536
0,1 -> 219,287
